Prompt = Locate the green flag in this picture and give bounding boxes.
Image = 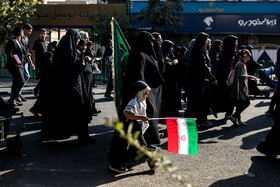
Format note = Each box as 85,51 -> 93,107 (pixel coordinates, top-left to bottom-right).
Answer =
111,17 -> 131,118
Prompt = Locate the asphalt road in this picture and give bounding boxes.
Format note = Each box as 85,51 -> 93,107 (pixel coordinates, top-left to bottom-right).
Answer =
0,78 -> 279,187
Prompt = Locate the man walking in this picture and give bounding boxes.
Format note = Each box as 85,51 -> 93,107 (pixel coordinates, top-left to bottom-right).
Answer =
18,23 -> 35,102
32,28 -> 47,95
5,27 -> 25,106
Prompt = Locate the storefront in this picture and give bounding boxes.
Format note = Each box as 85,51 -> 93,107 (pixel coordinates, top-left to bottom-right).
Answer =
130,1 -> 280,63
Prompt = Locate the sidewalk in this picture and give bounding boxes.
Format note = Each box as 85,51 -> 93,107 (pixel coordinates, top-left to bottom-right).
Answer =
0,78 -> 279,187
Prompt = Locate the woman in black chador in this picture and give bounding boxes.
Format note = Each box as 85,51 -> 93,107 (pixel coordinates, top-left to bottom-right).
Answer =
215,35 -> 238,118
152,32 -> 165,76
78,39 -> 94,123
114,31 -> 164,147
184,32 -> 217,125
40,29 -> 94,144
209,39 -> 223,77
161,40 -> 181,117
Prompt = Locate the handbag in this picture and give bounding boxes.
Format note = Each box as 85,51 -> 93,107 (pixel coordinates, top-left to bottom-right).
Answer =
226,61 -> 242,86
226,69 -> 235,86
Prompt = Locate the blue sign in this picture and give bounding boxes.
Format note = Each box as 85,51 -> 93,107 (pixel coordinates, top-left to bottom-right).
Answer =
133,14 -> 280,34
130,1 -> 280,15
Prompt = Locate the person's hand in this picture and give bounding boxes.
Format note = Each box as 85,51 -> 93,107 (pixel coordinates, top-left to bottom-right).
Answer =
173,59 -> 178,64
85,56 -> 91,62
31,63 -> 35,70
26,53 -> 31,57
212,80 -> 218,86
249,75 -> 258,81
164,58 -> 171,63
140,116 -> 149,122
15,64 -> 21,68
76,49 -> 81,55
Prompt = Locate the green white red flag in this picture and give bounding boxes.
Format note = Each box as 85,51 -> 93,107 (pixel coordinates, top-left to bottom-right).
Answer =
166,118 -> 198,155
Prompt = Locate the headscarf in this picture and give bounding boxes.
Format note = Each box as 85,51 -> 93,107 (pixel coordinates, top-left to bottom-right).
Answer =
210,39 -> 223,53
190,32 -> 209,57
53,29 -> 80,68
77,38 -> 87,50
220,35 -> 238,63
129,31 -> 157,61
124,81 -> 151,132
189,39 -> 195,49
162,40 -> 175,59
152,32 -> 165,74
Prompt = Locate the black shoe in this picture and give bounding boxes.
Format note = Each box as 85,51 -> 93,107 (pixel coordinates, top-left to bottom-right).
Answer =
109,165 -> 128,173
93,110 -> 102,115
15,97 -> 22,102
210,107 -> 218,118
19,96 -> 27,102
6,99 -> 17,106
16,100 -> 23,106
264,92 -> 270,98
104,95 -> 113,99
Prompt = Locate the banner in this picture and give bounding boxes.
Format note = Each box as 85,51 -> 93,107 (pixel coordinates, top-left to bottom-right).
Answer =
111,18 -> 131,118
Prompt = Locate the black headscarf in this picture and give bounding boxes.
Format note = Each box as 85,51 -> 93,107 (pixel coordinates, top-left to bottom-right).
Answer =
187,32 -> 215,87
178,46 -> 187,66
152,32 -> 165,75
129,31 -> 157,61
191,32 -> 209,56
210,39 -> 222,53
77,38 -> 87,50
85,40 -> 94,58
162,40 -> 175,59
219,35 -> 238,64
53,29 -> 80,69
217,35 -> 238,85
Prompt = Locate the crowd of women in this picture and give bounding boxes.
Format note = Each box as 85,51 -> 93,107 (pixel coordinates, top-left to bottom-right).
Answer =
8,27 -> 278,173
138,31 -> 261,127
107,30 -> 279,173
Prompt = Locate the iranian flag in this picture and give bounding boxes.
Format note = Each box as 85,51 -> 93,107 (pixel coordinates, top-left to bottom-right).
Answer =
166,118 -> 198,155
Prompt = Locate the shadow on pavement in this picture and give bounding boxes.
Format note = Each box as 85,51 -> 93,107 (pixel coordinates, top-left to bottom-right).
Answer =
0,120 -> 157,186
209,156 -> 280,186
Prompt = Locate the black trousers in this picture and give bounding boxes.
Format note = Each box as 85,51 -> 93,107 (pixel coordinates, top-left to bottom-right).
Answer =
8,67 -> 25,100
233,97 -> 250,120
105,71 -> 113,96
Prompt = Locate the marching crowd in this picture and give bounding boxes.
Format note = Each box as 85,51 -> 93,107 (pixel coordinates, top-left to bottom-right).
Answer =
3,24 -> 280,173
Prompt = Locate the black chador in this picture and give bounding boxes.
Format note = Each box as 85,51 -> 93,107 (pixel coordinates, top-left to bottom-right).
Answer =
184,32 -> 216,122
40,29 -> 90,142
123,31 -> 164,145
161,40 -> 181,117
215,35 -> 238,115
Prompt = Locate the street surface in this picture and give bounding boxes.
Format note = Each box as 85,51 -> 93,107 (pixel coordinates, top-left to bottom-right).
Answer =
0,78 -> 279,187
